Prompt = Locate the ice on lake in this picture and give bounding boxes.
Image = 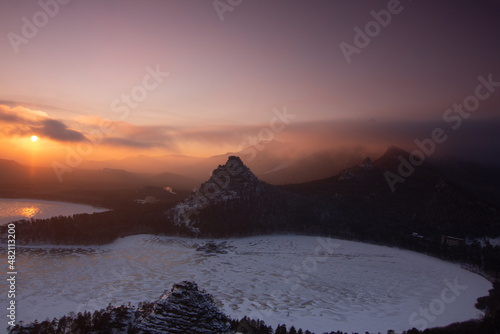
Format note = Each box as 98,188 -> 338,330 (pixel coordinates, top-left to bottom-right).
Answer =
0,198 -> 108,225
1,235 -> 492,333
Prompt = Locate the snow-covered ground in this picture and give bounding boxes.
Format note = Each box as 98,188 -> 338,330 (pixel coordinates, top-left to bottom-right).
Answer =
1,235 -> 492,333
0,198 -> 108,225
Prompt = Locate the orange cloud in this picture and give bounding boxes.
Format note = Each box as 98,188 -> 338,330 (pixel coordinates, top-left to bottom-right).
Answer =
0,105 -> 86,142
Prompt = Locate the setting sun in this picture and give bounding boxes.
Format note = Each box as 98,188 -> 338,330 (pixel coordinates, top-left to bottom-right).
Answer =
31,135 -> 39,142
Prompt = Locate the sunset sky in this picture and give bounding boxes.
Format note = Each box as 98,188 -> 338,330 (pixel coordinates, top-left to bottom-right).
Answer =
1,0 -> 499,168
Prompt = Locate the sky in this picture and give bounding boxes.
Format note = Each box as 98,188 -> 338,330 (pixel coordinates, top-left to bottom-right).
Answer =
0,0 -> 499,169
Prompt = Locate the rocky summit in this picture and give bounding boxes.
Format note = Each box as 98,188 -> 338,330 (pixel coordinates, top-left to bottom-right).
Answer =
136,281 -> 232,334
168,156 -> 259,231
167,155 -> 310,236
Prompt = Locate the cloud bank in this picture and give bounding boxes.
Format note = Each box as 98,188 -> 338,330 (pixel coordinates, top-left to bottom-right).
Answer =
1,104 -> 499,167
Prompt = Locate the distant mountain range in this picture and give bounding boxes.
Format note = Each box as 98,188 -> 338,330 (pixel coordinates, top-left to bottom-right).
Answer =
79,140 -> 378,184
168,147 -> 500,241
0,158 -> 197,207
0,141 -> 378,206
1,145 -> 500,239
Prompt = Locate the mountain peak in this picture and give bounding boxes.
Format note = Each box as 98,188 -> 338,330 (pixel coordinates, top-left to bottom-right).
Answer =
382,145 -> 410,159
210,155 -> 257,186
169,155 -> 264,232
227,155 -> 243,164
372,146 -> 412,171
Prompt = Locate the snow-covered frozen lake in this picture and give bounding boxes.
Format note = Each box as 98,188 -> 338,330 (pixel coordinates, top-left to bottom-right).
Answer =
0,198 -> 109,225
1,235 -> 492,333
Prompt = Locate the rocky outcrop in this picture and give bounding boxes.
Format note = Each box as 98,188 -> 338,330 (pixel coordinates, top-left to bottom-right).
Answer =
9,281 -> 234,334
167,156 -> 314,236
136,281 -> 232,334
168,156 -> 261,233
196,241 -> 234,254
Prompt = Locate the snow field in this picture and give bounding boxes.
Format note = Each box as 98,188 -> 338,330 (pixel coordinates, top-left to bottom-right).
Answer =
0,235 -> 492,333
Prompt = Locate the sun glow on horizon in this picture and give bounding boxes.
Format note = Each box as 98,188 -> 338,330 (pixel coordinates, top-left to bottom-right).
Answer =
31,135 -> 39,142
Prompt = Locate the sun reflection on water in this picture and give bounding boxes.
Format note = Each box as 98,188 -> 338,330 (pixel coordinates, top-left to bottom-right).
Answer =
0,199 -> 107,225
21,206 -> 40,218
